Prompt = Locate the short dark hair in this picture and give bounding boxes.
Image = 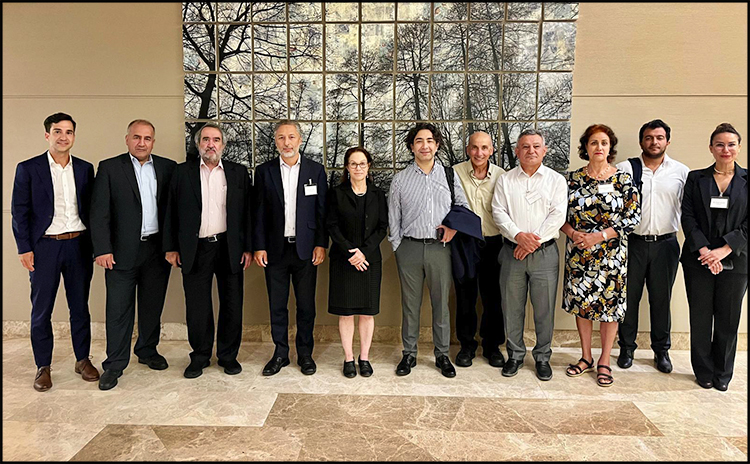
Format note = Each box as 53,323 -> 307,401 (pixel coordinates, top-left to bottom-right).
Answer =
639,119 -> 671,142
341,146 -> 374,184
44,113 -> 76,133
404,122 -> 443,151
127,119 -> 156,135
578,124 -> 618,163
710,122 -> 742,145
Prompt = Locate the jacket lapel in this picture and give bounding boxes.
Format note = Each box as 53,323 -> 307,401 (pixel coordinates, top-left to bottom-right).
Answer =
72,156 -> 88,217
269,157 -> 285,205
297,156 -> 310,206
154,156 -> 165,203
698,166 -> 714,222
34,154 -> 54,204
728,163 -> 747,211
120,154 -> 142,205
224,162 -> 236,208
189,158 -> 202,204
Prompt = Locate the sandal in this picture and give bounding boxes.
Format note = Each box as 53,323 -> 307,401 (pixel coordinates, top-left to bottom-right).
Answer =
596,365 -> 614,387
566,357 -> 594,377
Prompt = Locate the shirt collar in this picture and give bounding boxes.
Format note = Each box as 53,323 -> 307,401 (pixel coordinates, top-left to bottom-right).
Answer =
411,158 -> 442,175
518,164 -> 545,178
280,155 -> 301,168
639,153 -> 673,168
47,151 -> 73,169
469,163 -> 493,180
129,153 -> 153,166
200,157 -> 224,170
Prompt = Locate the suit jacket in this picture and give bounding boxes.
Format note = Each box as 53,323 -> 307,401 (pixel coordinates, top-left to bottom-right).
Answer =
11,152 -> 94,255
680,163 -> 747,274
90,153 -> 177,270
442,204 -> 484,283
163,158 -> 253,274
326,180 -> 388,263
253,156 -> 328,262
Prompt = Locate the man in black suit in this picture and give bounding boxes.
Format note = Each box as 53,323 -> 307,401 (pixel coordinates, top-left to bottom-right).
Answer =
163,122 -> 253,379
11,112 -> 100,392
253,120 -> 328,376
90,120 -> 177,390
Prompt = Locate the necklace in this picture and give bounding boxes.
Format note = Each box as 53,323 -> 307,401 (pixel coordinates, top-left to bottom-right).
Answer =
585,165 -> 611,181
714,167 -> 734,175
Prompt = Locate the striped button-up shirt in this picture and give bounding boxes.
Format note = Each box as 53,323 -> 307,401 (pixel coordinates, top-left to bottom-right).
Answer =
388,160 -> 469,251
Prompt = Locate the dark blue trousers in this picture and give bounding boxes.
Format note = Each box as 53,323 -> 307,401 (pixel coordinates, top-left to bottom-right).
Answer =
29,236 -> 93,368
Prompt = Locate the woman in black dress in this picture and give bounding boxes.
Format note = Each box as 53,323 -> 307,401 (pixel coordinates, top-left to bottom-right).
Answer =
326,147 -> 388,378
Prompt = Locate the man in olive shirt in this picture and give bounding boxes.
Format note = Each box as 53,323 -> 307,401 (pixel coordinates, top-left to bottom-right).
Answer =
451,131 -> 506,368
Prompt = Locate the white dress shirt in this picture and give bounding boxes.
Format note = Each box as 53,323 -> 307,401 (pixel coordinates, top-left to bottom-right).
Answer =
198,158 -> 227,238
130,154 -> 159,236
280,156 -> 301,237
616,153 -> 689,235
491,164 -> 568,243
45,152 -> 86,235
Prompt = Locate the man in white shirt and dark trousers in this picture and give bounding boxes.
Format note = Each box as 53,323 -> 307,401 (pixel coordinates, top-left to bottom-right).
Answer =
615,119 -> 689,373
491,129 -> 567,380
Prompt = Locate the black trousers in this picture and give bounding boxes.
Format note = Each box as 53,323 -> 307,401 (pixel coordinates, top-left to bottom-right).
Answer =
683,264 -> 747,386
618,235 -> 680,353
182,237 -> 244,364
264,241 -> 318,359
454,234 -> 505,353
102,237 -> 170,371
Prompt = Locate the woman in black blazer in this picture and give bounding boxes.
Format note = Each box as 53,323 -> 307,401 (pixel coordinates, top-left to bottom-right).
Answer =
681,123 -> 747,392
326,147 -> 388,378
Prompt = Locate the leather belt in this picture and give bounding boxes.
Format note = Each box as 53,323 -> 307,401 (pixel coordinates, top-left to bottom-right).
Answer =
503,237 -> 556,251
631,232 -> 676,243
405,236 -> 438,245
199,232 -> 226,243
140,233 -> 157,242
43,231 -> 83,240
285,236 -> 296,243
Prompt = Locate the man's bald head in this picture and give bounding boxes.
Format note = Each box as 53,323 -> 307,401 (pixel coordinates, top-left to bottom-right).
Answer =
466,131 -> 494,170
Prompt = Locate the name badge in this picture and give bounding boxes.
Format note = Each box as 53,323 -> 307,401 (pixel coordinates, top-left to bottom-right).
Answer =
304,184 -> 317,196
710,196 -> 729,209
526,191 -> 541,204
598,183 -> 615,194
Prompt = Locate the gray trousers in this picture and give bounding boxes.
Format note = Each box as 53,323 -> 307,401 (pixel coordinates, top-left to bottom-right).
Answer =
394,239 -> 452,358
499,242 -> 559,363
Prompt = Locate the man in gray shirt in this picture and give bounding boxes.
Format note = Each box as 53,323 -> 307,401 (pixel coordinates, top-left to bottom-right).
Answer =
388,123 -> 470,378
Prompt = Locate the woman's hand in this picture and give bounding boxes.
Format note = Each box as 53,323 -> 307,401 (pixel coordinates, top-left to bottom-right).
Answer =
348,248 -> 369,271
698,245 -> 732,268
574,232 -> 603,250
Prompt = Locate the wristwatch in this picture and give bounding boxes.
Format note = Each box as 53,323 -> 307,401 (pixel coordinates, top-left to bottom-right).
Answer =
601,230 -> 608,241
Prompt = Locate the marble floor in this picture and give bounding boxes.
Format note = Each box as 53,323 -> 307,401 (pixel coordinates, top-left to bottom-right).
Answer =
2,337 -> 747,461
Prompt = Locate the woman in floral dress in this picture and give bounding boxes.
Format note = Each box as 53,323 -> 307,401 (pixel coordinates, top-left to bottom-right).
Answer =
561,124 -> 640,387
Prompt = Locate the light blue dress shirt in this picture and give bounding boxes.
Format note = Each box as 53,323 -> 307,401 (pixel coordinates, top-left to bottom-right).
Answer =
130,154 -> 159,236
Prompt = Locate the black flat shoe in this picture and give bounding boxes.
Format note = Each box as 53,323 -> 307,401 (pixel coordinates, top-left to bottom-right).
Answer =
502,359 -> 523,377
535,361 -> 552,381
435,355 -> 456,378
138,354 -> 168,371
396,354 -> 416,376
358,358 -> 373,377
98,369 -> 123,390
454,348 -> 474,367
218,359 -> 242,375
483,350 -> 505,368
617,349 -> 634,369
298,355 -> 317,375
262,356 -> 290,376
343,360 -> 357,378
654,351 -> 673,373
184,359 -> 210,379
696,378 -> 713,389
713,381 -> 728,392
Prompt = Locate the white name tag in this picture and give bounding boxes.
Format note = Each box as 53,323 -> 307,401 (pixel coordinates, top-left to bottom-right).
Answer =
304,184 -> 317,196
526,191 -> 541,204
598,183 -> 615,194
710,196 -> 729,209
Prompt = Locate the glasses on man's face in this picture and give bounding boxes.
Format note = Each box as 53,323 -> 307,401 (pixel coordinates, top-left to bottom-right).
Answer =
348,162 -> 368,170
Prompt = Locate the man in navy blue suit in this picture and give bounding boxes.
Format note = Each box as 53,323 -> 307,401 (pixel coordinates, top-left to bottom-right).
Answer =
253,120 -> 328,376
11,112 -> 100,392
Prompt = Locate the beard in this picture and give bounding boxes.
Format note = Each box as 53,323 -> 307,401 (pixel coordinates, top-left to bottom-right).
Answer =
279,149 -> 298,158
199,149 -> 221,164
642,146 -> 666,159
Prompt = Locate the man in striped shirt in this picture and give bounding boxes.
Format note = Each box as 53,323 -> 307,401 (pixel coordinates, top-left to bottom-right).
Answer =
388,123 -> 470,378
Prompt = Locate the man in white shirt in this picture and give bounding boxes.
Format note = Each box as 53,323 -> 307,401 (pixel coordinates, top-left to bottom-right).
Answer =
491,129 -> 567,380
615,119 -> 689,373
11,112 -> 99,392
451,132 -> 507,368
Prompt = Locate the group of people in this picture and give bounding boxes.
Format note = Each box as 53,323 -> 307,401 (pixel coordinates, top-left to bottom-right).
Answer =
12,113 -> 746,394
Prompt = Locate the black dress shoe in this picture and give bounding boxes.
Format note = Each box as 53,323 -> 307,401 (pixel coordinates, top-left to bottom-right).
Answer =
396,354 -> 417,376
138,354 -> 168,371
343,360 -> 357,378
298,356 -> 317,375
262,356 -> 290,376
358,358 -> 373,377
436,355 -> 456,378
454,348 -> 475,367
535,361 -> 553,381
696,378 -> 713,389
218,359 -> 242,375
617,349 -> 634,369
502,359 -> 523,377
654,351 -> 673,373
98,369 -> 123,390
184,359 -> 210,379
483,350 -> 506,368
713,380 -> 729,392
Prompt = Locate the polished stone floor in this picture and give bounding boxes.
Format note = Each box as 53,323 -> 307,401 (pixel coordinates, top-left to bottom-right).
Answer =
2,337 -> 747,461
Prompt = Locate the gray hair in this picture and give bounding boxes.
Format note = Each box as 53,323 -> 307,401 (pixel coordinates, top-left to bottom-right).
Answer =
194,122 -> 226,146
517,128 -> 546,145
274,120 -> 302,136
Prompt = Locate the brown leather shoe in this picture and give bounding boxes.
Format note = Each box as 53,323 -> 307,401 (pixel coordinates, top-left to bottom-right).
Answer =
75,358 -> 100,382
34,366 -> 52,392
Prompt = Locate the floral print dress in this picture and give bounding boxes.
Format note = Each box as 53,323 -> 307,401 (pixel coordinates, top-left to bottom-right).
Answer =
562,168 -> 641,322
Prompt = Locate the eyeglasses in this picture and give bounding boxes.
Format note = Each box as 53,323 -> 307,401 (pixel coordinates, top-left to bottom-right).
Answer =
347,162 -> 368,170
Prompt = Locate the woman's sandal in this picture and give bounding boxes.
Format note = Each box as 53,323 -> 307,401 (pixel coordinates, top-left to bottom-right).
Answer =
596,365 -> 614,387
566,357 -> 594,377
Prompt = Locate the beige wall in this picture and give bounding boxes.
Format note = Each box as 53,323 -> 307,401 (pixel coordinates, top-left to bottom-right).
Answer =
3,3 -> 747,334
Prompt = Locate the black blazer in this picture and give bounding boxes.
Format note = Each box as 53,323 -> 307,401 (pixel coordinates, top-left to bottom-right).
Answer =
11,152 -> 94,255
326,180 -> 388,263
163,158 -> 253,274
253,156 -> 328,262
680,163 -> 747,274
90,153 -> 176,270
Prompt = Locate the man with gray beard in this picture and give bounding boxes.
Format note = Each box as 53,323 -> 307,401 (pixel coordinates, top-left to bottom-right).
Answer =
163,123 -> 253,379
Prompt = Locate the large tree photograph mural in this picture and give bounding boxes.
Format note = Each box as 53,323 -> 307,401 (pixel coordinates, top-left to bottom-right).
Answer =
183,2 -> 578,184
